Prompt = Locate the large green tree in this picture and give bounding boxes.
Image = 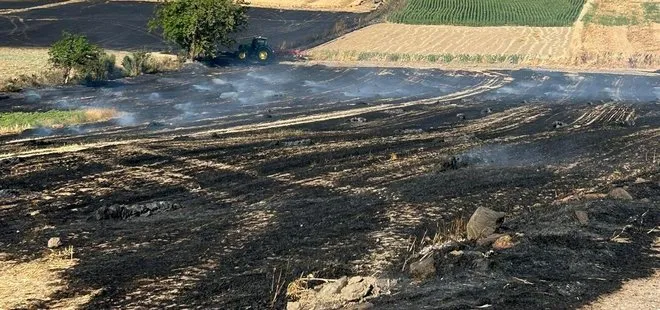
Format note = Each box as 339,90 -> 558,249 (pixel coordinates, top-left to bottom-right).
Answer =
149,0 -> 248,60
48,32 -> 104,84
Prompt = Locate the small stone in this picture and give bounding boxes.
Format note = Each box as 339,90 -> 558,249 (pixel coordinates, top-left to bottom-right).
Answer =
449,250 -> 464,256
493,235 -> 514,250
47,237 -> 62,249
29,210 -> 40,216
409,255 -> 436,280
553,121 -> 566,129
575,210 -> 589,225
318,276 -> 348,296
477,233 -> 506,247
467,207 -> 506,240
609,188 -> 633,200
634,177 -> 648,184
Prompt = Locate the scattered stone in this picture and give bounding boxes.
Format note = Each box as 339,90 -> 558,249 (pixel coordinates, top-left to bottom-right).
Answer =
94,201 -> 182,220
492,235 -> 514,250
635,177 -> 648,184
146,121 -> 168,129
456,113 -> 466,120
467,207 -> 506,240
282,139 -> 312,147
409,255 -> 436,280
318,276 -> 348,296
29,210 -> 40,217
344,302 -> 374,309
47,237 -> 62,249
349,117 -> 367,123
449,250 -> 464,256
481,108 -> 493,115
553,121 -> 567,129
0,189 -> 20,198
340,277 -> 374,301
395,128 -> 424,134
609,188 -> 633,200
575,210 -> 589,225
476,233 -> 506,247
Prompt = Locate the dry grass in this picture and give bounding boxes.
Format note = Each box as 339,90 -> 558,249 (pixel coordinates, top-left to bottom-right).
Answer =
0,255 -> 76,309
0,47 -> 51,80
0,108 -> 119,135
1,48 -> 181,91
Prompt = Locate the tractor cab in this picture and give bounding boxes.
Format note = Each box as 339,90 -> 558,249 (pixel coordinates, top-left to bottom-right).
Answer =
237,36 -> 274,63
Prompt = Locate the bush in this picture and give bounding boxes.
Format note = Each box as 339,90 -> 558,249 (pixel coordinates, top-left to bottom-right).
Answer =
122,51 -> 152,76
48,32 -> 105,84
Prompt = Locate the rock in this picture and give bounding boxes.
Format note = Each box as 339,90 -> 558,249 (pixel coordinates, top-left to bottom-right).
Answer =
349,117 -> 367,123
29,210 -> 40,216
95,201 -> 182,220
343,302 -> 374,309
340,277 -> 373,301
476,233 -> 506,247
282,139 -> 312,147
492,235 -> 514,250
553,121 -> 567,129
481,108 -> 493,115
575,210 -> 589,225
47,237 -> 62,249
634,177 -> 648,184
609,188 -> 633,200
456,113 -> 466,120
319,276 -> 349,296
409,255 -> 436,280
287,301 -> 302,310
0,189 -> 20,198
467,207 -> 506,240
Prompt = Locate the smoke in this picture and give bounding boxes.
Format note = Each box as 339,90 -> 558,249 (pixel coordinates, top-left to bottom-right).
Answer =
115,112 -> 137,126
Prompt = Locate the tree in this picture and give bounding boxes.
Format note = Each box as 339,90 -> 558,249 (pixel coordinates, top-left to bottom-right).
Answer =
48,32 -> 104,84
149,0 -> 248,60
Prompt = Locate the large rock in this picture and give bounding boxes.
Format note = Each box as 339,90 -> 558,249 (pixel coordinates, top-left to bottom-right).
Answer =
466,207 -> 506,240
409,255 -> 436,280
340,277 -> 374,301
609,188 -> 633,200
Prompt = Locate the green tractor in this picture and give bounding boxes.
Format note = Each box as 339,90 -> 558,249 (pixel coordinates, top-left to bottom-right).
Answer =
236,36 -> 275,63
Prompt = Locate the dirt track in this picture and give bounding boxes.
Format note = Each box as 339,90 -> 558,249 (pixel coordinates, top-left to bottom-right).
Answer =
1,65 -> 659,309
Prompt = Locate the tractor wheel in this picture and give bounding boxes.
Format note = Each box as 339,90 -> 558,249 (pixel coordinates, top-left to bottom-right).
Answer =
237,50 -> 247,61
256,48 -> 272,63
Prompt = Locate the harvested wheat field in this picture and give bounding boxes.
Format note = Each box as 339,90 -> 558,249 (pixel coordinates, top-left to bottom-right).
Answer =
310,23 -> 573,59
0,47 -> 50,80
570,0 -> 660,68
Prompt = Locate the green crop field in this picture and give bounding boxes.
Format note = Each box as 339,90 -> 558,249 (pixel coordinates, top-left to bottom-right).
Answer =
389,0 -> 587,27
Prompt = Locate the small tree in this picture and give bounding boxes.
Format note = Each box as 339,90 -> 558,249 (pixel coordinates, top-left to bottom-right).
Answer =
149,0 -> 248,60
48,32 -> 104,84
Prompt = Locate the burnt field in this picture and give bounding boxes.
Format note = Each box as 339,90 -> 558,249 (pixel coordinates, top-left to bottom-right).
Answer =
0,1 -> 363,51
1,66 -> 659,309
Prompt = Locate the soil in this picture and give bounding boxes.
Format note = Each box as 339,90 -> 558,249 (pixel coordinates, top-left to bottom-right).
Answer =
312,23 -> 573,58
0,64 -> 658,309
0,2 -> 364,51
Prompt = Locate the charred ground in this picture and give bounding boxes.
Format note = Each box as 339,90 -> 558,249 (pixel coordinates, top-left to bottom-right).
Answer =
0,66 -> 658,309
